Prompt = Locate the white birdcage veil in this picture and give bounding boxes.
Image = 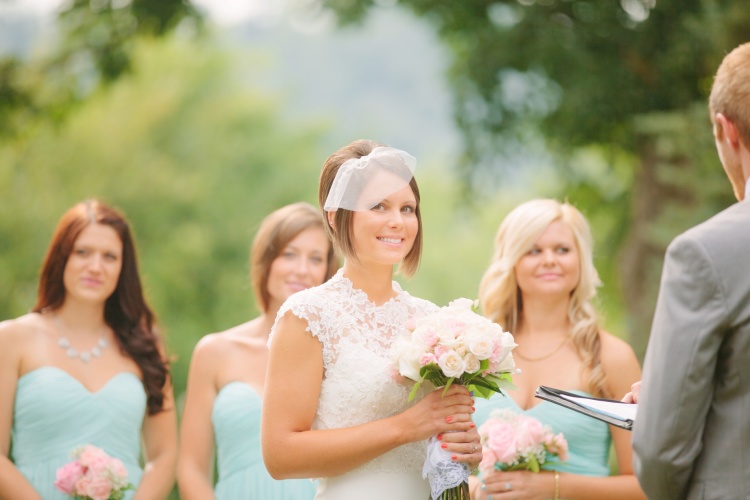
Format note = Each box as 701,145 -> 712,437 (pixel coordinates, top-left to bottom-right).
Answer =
323,147 -> 417,211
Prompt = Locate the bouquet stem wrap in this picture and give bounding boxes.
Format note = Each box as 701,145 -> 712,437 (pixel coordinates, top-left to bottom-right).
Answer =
423,436 -> 470,499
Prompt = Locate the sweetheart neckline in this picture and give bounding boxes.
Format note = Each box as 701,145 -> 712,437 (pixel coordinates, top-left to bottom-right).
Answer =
18,366 -> 142,395
216,380 -> 262,399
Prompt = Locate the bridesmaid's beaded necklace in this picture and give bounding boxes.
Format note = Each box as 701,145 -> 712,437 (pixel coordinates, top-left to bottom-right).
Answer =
53,314 -> 109,363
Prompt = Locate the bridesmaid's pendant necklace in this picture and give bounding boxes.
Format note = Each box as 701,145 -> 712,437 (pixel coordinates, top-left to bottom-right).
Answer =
514,335 -> 569,362
53,314 -> 109,363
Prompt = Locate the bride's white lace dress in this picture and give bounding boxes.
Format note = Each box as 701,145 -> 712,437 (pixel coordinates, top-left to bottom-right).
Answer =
272,269 -> 438,500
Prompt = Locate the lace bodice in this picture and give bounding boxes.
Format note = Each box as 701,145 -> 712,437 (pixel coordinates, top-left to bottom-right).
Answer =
272,269 -> 439,474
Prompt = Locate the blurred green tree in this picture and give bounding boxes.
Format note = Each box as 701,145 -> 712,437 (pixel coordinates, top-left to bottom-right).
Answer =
318,0 -> 747,355
0,36 -> 328,404
0,0 -> 202,141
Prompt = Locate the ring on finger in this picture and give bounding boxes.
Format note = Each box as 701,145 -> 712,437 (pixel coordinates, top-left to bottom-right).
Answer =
505,482 -> 512,491
470,443 -> 477,453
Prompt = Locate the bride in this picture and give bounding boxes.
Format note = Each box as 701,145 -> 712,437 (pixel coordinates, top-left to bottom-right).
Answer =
261,140 -> 482,499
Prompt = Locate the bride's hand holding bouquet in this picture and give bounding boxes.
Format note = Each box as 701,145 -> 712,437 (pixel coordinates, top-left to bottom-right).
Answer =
391,298 -> 517,500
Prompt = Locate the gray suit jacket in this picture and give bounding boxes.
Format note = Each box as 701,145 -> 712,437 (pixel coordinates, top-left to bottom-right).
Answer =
633,200 -> 750,499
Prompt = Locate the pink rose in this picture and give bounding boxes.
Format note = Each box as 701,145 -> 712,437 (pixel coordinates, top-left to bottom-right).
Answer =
75,476 -> 92,497
545,433 -> 569,462
86,456 -> 110,477
419,353 -> 438,367
433,344 -> 449,359
54,461 -> 84,495
84,476 -> 114,500
516,416 -> 546,450
422,330 -> 439,348
483,420 -> 518,464
478,449 -> 498,475
76,445 -> 108,467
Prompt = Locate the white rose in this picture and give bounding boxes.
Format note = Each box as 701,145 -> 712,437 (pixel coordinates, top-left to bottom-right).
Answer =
438,350 -> 467,378
436,325 -> 461,348
495,351 -> 515,372
463,353 -> 480,374
467,333 -> 494,360
448,297 -> 475,311
396,342 -> 426,381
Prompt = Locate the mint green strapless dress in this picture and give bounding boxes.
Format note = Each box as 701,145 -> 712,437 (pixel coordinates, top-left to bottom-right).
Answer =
474,390 -> 612,476
212,382 -> 316,499
12,366 -> 146,499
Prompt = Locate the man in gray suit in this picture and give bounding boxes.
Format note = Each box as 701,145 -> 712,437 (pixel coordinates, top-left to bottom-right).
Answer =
632,42 -> 750,499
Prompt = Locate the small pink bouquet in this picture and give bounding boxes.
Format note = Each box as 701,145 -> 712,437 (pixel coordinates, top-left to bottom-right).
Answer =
54,445 -> 133,500
390,298 -> 517,500
478,409 -> 568,475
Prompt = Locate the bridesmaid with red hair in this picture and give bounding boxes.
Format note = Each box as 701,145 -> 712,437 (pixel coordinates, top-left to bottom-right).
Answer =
0,199 -> 177,499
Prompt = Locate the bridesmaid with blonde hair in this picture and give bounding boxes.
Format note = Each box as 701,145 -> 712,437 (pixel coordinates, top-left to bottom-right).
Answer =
178,202 -> 338,499
471,199 -> 644,500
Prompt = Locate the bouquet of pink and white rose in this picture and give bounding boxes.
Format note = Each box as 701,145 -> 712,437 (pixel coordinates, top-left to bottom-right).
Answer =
478,409 -> 568,476
54,445 -> 133,500
390,298 -> 517,500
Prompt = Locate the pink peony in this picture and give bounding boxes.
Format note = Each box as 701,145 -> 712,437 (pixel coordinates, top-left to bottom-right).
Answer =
84,476 -> 113,500
76,445 -> 109,468
545,433 -> 569,462
516,415 -> 546,450
54,461 -> 84,495
55,445 -> 131,499
479,449 -> 498,474
86,456 -> 111,478
75,476 -> 92,496
484,419 -> 518,464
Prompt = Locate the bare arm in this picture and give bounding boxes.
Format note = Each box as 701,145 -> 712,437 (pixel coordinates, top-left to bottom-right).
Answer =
133,362 -> 178,500
177,337 -> 219,500
0,320 -> 43,500
261,312 -> 476,479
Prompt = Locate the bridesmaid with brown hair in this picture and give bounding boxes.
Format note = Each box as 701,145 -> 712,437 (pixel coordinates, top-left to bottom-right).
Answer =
178,202 -> 338,499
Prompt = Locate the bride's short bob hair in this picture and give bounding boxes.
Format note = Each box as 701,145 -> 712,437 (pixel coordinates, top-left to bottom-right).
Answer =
318,139 -> 423,277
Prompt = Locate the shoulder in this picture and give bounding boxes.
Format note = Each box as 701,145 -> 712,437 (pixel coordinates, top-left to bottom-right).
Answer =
189,331 -> 236,373
598,330 -> 641,394
598,330 -> 638,366
278,279 -> 338,321
399,290 -> 439,315
672,201 -> 750,250
0,314 -> 47,371
0,313 -> 46,345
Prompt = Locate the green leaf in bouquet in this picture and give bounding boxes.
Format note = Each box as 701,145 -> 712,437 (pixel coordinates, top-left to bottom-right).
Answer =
441,377 -> 456,397
527,455 -> 541,472
467,383 -> 496,399
419,364 -> 443,378
407,378 -> 424,402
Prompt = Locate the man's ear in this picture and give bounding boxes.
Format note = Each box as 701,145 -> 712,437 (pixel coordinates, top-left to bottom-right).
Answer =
715,113 -> 740,149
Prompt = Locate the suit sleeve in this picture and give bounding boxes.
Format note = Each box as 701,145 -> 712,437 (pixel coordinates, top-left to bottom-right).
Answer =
632,233 -> 727,498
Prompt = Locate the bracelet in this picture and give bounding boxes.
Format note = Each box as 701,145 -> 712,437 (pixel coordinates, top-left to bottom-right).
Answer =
554,470 -> 560,500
